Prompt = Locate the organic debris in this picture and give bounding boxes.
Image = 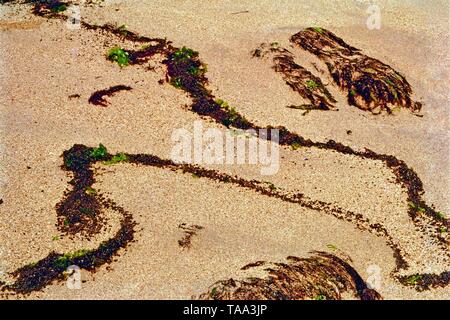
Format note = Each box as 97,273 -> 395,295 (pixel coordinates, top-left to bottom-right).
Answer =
88,85 -> 132,107
1,143 -> 136,295
291,27 -> 422,114
199,252 -> 382,300
397,272 -> 450,291
252,43 -> 337,111
107,47 -> 131,67
4,212 -> 135,294
178,223 -> 204,249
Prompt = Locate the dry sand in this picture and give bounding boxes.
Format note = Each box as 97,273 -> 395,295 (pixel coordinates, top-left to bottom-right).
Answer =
0,0 -> 448,299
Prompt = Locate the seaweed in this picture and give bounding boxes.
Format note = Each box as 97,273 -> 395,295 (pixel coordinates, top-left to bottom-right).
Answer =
115,24 -> 129,37
127,40 -> 170,65
178,223 -> 204,249
103,152 -> 128,165
9,0 -> 71,17
68,93 -> 80,99
241,261 -> 266,271
397,271 -> 450,291
107,47 -> 131,67
291,27 -> 422,114
55,143 -> 125,237
88,85 -> 132,107
286,104 -> 328,116
198,252 -> 382,300
162,46 -> 253,130
1,143 -> 136,295
90,143 -> 108,160
29,0 -> 68,14
252,43 -> 337,111
3,212 -> 135,294
56,144 -> 103,236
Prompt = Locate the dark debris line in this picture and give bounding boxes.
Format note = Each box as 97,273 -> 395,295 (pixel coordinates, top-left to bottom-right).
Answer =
88,85 -> 132,107
2,144 -> 136,294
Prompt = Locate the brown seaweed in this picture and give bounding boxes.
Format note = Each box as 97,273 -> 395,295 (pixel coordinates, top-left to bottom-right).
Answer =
252,43 -> 337,111
88,85 -> 132,107
291,27 -> 422,114
1,144 -> 136,295
178,223 -> 204,249
199,252 -> 382,300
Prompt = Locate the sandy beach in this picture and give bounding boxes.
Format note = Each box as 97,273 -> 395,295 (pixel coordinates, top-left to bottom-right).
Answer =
0,0 -> 448,300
